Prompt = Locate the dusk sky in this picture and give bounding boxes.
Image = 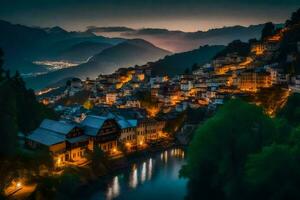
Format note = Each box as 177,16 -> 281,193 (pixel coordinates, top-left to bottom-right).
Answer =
1,0 -> 300,32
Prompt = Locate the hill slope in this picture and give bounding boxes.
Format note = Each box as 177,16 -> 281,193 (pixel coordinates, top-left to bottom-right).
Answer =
26,39 -> 171,89
150,45 -> 225,76
89,24 -> 269,52
56,41 -> 113,62
0,20 -> 124,73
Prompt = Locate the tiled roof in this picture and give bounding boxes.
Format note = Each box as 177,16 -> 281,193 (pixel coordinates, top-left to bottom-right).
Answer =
28,128 -> 65,146
84,126 -> 99,136
117,119 -> 137,129
40,119 -> 76,135
67,135 -> 89,143
81,115 -> 108,129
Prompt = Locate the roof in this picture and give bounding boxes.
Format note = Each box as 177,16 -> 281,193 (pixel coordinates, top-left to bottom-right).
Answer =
27,128 -> 65,146
67,135 -> 89,144
84,126 -> 99,136
81,115 -> 115,136
40,119 -> 76,135
117,119 -> 137,129
81,115 -> 109,129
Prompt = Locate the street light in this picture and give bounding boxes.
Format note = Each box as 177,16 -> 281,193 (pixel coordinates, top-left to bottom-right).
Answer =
16,182 -> 22,188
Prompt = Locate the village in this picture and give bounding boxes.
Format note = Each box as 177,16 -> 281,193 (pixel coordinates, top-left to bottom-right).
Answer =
24,26 -> 300,172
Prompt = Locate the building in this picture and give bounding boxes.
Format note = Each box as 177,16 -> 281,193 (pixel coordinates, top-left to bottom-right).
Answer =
117,118 -> 138,149
26,119 -> 88,168
124,97 -> 141,108
106,92 -> 118,105
251,42 -> 266,55
136,118 -> 165,145
237,70 -> 272,92
81,115 -> 121,154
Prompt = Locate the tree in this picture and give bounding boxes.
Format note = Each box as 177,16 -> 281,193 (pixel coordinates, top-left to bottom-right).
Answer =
278,93 -> 300,127
286,8 -> 300,27
191,63 -> 199,72
87,146 -> 110,176
180,99 -> 277,200
214,40 -> 250,58
0,49 -> 4,81
245,144 -> 300,200
261,22 -> 275,41
184,67 -> 190,75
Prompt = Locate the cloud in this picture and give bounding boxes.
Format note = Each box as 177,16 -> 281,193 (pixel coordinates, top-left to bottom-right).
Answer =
86,26 -> 135,33
87,24 -> 266,52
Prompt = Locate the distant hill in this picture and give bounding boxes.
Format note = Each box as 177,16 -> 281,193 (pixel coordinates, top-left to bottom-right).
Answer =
149,45 -> 225,76
55,41 -> 113,62
0,20 -> 124,73
88,24 -> 271,52
26,39 -> 171,89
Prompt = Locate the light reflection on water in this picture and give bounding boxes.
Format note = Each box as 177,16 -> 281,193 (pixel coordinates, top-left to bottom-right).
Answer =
129,164 -> 138,189
95,148 -> 186,200
106,176 -> 120,200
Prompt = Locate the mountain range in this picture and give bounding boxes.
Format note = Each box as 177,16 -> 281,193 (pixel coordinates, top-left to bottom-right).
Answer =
26,39 -> 171,89
0,20 -> 124,73
0,20 -> 275,90
87,24 -> 269,52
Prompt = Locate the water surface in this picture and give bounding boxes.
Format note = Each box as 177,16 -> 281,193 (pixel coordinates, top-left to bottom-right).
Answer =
85,148 -> 187,200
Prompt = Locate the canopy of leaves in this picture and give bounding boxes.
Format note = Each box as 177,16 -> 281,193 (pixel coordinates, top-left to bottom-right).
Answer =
214,40 -> 250,58
261,22 -> 275,40
278,93 -> 300,127
181,93 -> 300,200
181,99 -> 276,200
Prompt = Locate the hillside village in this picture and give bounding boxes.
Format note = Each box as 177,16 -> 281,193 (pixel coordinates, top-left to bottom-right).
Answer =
25,11 -> 300,171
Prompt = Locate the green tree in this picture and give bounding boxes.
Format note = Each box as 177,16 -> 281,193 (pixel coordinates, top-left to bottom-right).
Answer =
245,144 -> 300,200
261,22 -> 275,40
87,146 -> 110,176
214,40 -> 250,58
0,49 -> 4,81
278,93 -> 300,127
184,67 -> 190,75
180,99 -> 277,200
286,8 -> 300,27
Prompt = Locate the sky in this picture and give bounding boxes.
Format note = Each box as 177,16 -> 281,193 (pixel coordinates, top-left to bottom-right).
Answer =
1,0 -> 300,32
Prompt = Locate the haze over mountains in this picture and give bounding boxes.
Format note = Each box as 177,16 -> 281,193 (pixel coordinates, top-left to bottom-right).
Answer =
0,20 -> 124,73
26,39 -> 171,89
0,20 -> 273,90
87,24 -> 268,52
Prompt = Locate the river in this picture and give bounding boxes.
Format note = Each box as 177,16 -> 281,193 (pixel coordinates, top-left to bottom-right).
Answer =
78,148 -> 187,200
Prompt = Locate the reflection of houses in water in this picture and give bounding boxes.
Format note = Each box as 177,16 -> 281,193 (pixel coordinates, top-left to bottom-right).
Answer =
147,158 -> 153,180
106,176 -> 120,200
161,148 -> 185,163
141,162 -> 147,183
129,164 -> 138,189
105,148 -> 185,200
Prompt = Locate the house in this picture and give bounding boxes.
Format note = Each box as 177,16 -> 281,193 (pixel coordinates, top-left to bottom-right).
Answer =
26,119 -> 88,167
237,70 -> 272,92
136,118 -> 165,145
180,80 -> 193,91
106,92 -> 118,105
124,97 -> 141,108
81,115 -> 121,154
117,118 -> 138,149
251,42 -> 266,55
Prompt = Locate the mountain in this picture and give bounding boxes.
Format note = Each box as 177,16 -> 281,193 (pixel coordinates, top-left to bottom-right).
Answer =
88,24 -> 270,52
25,39 -> 171,89
55,41 -> 113,62
0,20 -> 124,73
149,45 -> 225,76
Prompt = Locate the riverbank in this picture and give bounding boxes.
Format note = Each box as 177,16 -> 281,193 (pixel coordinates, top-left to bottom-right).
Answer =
14,140 -> 187,200
76,147 -> 187,200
